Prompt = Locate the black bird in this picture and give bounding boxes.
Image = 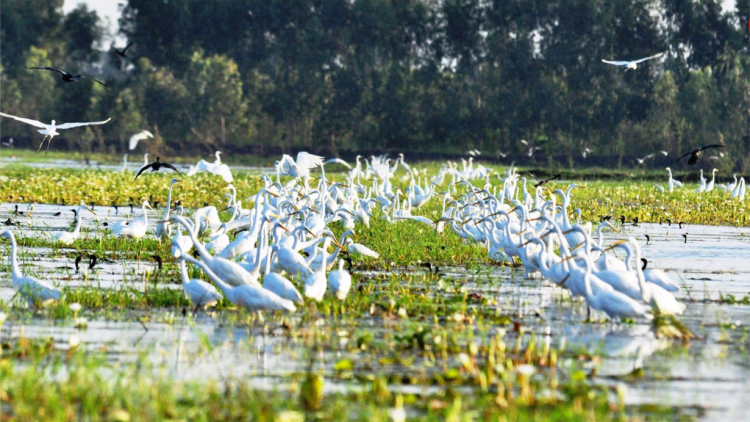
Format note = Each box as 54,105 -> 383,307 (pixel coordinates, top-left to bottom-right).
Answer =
682,233 -> 688,243
114,205 -> 119,215
641,258 -> 649,271
678,221 -> 685,229
134,157 -> 182,181
26,66 -> 110,88
151,255 -> 163,272
676,144 -> 724,165
666,219 -> 672,226
13,205 -> 23,216
633,217 -> 639,227
112,42 -> 134,58
645,234 -> 650,245
534,173 -> 562,188
619,215 -> 625,225
3,218 -> 15,226
53,211 -> 61,216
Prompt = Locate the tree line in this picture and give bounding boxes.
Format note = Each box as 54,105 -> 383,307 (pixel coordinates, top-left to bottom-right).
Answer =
1,0 -> 749,170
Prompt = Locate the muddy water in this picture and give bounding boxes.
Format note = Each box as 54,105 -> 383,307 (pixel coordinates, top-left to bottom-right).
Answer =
1,215 -> 750,420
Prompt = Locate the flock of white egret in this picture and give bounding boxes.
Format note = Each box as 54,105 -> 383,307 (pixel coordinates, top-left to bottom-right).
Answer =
1,152 -> 685,324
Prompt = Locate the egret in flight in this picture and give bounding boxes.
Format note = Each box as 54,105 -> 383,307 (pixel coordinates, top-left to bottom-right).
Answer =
601,52 -> 665,71
0,112 -> 111,153
128,130 -> 154,150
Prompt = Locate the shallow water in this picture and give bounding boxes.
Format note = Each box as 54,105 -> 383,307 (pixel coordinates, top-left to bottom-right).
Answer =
1,210 -> 750,420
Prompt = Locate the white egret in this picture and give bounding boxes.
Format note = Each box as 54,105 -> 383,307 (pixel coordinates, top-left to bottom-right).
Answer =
1,230 -> 63,305
578,253 -> 652,321
156,179 -> 181,240
178,259 -> 222,308
601,52 -> 664,71
128,130 -> 154,150
276,152 -> 324,178
111,200 -> 152,238
328,259 -> 351,300
343,238 -> 379,259
178,248 -> 295,312
0,111 -> 111,153
53,203 -> 96,245
170,215 -> 262,288
262,239 -> 303,303
305,237 -> 330,301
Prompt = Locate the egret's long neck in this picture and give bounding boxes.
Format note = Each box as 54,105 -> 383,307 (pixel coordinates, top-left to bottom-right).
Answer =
163,185 -> 175,219
179,260 -> 191,286
6,233 -> 22,279
142,203 -> 149,225
73,209 -> 84,234
182,254 -> 232,297
632,243 -> 651,303
178,217 -> 211,260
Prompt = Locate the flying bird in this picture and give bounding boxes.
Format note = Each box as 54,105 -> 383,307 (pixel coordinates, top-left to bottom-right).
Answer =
134,157 -> 182,181
0,111 -> 111,153
676,145 -> 725,165
601,52 -> 665,71
128,130 -> 154,150
636,153 -> 655,165
112,42 -> 134,58
26,66 -> 110,88
534,173 -> 562,188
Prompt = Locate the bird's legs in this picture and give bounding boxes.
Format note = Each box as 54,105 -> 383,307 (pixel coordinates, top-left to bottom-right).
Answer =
45,136 -> 56,154
37,136 -> 49,152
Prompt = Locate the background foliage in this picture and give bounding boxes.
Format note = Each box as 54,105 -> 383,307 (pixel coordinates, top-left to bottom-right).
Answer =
1,0 -> 749,169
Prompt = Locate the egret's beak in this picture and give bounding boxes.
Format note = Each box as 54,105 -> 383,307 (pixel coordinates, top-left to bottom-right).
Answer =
156,219 -> 170,224
278,225 -> 291,233
266,190 -> 280,198
304,227 -> 317,238
332,239 -> 344,249
85,205 -> 97,216
433,216 -> 453,224
309,207 -> 321,214
344,209 -> 356,216
458,219 -> 473,228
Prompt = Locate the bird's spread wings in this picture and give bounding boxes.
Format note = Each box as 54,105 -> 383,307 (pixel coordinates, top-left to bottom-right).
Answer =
676,151 -> 694,163
275,155 -> 295,174
0,112 -> 48,129
122,42 -> 134,53
633,52 -> 665,64
601,59 -> 630,66
296,152 -> 324,170
79,75 -> 111,88
129,130 -> 154,150
699,144 -> 724,152
27,66 -> 67,76
161,162 -> 182,175
323,158 -> 351,169
134,163 -> 154,181
56,118 -> 111,129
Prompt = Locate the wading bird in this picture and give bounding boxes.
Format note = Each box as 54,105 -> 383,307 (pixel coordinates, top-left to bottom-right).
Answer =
676,144 -> 725,166
601,52 -> 665,71
26,66 -> 110,88
53,203 -> 96,245
0,112 -> 111,153
134,157 -> 182,181
1,230 -> 62,306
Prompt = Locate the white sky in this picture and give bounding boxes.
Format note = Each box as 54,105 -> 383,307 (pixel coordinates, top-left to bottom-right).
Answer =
64,0 -> 740,37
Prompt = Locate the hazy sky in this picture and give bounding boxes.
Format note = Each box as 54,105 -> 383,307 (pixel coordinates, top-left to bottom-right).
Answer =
65,0 -> 740,37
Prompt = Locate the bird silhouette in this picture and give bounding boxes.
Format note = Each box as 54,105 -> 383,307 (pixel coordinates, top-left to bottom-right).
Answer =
677,145 -> 724,165
112,42 -> 134,58
134,157 -> 182,181
26,66 -> 110,88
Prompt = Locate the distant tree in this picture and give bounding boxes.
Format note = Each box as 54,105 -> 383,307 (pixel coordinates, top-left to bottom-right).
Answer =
0,0 -> 64,77
63,4 -> 103,63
